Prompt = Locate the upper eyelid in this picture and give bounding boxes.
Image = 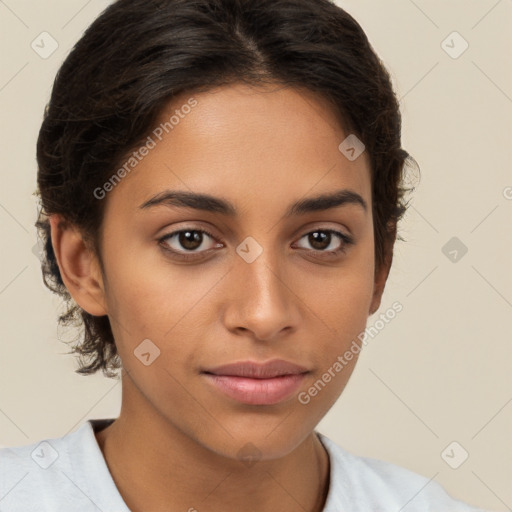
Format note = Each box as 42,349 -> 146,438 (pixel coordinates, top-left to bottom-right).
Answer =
156,209 -> 357,239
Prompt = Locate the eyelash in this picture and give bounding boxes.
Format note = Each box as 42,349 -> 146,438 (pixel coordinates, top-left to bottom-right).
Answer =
158,227 -> 354,262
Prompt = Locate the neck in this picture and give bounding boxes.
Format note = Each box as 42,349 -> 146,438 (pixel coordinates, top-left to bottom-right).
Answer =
95,376 -> 330,512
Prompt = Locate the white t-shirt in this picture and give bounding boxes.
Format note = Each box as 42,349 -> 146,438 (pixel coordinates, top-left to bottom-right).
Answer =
0,418 -> 492,511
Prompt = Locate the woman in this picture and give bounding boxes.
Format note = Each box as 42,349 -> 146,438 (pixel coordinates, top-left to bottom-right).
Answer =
0,0 -> 492,510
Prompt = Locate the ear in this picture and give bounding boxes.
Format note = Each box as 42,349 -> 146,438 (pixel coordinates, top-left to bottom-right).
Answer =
49,215 -> 107,316
369,222 -> 396,316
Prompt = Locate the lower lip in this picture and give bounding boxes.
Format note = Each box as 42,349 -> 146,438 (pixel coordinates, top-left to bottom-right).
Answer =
202,373 -> 308,405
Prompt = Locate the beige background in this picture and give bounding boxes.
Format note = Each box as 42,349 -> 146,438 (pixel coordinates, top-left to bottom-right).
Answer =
0,0 -> 511,510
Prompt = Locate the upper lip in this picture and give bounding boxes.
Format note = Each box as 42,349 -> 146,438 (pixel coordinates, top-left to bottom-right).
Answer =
202,359 -> 310,379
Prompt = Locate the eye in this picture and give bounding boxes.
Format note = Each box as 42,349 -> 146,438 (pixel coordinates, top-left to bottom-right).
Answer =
294,229 -> 354,257
158,226 -> 354,262
159,228 -> 222,260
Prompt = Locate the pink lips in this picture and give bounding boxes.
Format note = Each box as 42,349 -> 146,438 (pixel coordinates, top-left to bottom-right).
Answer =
201,359 -> 309,405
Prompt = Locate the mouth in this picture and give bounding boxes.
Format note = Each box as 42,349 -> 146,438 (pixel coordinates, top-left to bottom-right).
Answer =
201,359 -> 310,405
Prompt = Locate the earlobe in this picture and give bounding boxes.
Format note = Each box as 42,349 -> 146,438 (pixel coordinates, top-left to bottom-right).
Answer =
369,263 -> 389,316
49,215 -> 107,317
369,223 -> 397,316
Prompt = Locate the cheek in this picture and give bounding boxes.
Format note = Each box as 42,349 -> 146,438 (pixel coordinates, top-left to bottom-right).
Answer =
297,270 -> 374,413
305,244 -> 375,368
100,241 -> 223,359
314,244 -> 375,327
98,239 -> 164,344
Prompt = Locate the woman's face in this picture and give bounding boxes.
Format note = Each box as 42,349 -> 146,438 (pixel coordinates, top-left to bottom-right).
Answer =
94,83 -> 386,460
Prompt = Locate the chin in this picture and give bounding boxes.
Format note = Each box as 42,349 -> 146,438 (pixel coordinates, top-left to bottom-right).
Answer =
203,423 -> 313,464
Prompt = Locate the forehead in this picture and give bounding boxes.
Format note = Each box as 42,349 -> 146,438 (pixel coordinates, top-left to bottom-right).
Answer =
106,83 -> 371,216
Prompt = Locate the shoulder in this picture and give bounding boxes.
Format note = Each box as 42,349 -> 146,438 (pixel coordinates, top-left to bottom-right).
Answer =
0,430 -> 73,511
0,419 -> 123,512
317,433 -> 493,512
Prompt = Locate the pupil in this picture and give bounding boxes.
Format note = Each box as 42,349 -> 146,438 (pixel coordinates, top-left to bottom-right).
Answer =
180,231 -> 202,250
310,231 -> 330,250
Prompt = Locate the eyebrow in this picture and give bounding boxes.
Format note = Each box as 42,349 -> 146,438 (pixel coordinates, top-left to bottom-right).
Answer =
139,188 -> 367,217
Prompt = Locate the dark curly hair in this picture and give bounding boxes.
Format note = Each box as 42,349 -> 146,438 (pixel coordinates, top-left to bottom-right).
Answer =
35,0 -> 419,378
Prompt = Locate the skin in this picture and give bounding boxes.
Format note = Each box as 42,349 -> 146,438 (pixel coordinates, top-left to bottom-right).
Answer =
50,83 -> 394,512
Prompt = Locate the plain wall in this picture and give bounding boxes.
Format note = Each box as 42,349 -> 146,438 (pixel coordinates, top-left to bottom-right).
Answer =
0,1 -> 510,510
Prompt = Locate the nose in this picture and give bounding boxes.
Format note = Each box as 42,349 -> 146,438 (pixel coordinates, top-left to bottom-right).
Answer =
220,242 -> 301,342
